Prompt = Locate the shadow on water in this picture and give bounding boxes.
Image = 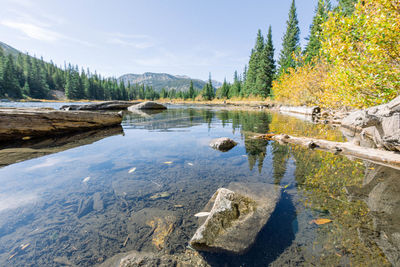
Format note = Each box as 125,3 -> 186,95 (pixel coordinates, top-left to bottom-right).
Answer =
201,191 -> 296,267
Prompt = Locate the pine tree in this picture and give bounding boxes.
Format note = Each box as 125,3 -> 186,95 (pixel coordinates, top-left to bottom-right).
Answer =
278,0 -> 300,74
188,80 -> 195,99
3,55 -> 22,98
229,71 -> 242,98
304,0 -> 331,63
244,30 -> 265,96
217,78 -> 230,99
255,26 -> 276,97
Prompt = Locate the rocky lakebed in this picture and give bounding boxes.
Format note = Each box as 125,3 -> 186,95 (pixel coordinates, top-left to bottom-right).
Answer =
0,102 -> 398,266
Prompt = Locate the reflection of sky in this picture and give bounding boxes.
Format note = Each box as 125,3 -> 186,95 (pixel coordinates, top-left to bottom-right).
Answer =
0,109 -> 264,213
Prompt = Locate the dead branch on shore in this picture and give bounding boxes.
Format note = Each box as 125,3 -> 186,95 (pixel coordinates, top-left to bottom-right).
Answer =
253,133 -> 400,170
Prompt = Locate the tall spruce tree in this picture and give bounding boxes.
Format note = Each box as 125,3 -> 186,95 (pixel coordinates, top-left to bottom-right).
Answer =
188,80 -> 195,99
3,55 -> 22,98
304,0 -> 331,63
244,30 -> 265,96
255,26 -> 276,97
278,0 -> 300,74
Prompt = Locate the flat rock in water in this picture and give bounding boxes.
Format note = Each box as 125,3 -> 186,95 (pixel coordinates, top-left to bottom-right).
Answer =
60,101 -> 137,111
127,101 -> 167,111
0,107 -> 122,141
209,137 -> 237,152
189,182 -> 281,254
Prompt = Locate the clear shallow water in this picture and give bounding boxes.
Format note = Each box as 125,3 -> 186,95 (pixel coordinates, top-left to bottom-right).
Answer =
0,105 -> 398,266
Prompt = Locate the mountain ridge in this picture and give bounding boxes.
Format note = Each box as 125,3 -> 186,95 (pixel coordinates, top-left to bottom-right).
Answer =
118,72 -> 221,92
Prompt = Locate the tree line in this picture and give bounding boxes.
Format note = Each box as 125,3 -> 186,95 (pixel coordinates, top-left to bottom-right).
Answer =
0,49 -> 205,101
2,0 -> 393,107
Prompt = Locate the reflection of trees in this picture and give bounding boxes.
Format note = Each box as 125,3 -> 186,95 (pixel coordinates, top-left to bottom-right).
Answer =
123,109 -> 213,131
244,138 -> 268,172
271,142 -> 290,184
289,146 -> 390,265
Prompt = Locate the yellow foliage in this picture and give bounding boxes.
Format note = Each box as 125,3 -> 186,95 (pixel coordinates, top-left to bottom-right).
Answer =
273,0 -> 400,108
272,61 -> 332,107
322,0 -> 400,108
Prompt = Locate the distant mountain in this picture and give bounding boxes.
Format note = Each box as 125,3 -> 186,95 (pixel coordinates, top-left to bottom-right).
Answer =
0,41 -> 22,57
118,72 -> 221,92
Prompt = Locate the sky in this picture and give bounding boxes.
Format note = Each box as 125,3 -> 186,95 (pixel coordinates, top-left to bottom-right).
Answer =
0,0 -> 322,82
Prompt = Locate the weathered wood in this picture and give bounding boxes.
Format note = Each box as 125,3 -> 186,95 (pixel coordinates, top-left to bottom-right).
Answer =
60,101 -> 138,111
254,133 -> 400,170
0,107 -> 122,141
279,105 -> 321,116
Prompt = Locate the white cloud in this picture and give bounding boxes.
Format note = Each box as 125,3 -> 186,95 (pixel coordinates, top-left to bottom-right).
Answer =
1,20 -> 63,42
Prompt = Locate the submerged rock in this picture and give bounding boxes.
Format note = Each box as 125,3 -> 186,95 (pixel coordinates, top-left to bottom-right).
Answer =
99,249 -> 209,267
128,101 -> 167,111
341,95 -> 400,151
189,182 -> 281,254
77,197 -> 93,218
209,137 -> 237,152
127,208 -> 176,251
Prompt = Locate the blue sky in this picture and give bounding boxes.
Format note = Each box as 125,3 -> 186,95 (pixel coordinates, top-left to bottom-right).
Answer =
0,0 -> 322,82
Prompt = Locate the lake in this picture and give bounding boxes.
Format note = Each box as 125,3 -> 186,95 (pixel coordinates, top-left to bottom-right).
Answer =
0,102 -> 398,266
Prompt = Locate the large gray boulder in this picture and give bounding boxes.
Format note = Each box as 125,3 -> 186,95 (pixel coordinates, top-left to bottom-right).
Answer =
60,101 -> 137,111
189,183 -> 281,254
209,137 -> 237,152
128,101 -> 167,111
341,95 -> 400,151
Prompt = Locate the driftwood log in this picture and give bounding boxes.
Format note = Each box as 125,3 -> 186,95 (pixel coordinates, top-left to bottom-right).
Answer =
254,133 -> 400,170
0,108 -> 123,141
279,106 -> 321,116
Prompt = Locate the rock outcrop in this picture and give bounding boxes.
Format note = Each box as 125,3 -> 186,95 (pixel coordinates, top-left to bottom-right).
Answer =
209,137 -> 237,152
128,101 -> 167,111
341,95 -> 400,151
0,107 -> 122,141
189,183 -> 280,254
60,101 -> 137,111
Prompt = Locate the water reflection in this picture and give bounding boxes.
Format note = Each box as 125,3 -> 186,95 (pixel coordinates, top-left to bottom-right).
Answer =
346,163 -> 400,266
0,126 -> 123,167
0,107 -> 398,266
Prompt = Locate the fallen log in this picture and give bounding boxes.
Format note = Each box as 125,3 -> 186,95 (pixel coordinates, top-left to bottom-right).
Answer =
0,107 -> 123,141
254,133 -> 400,170
279,105 -> 321,116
